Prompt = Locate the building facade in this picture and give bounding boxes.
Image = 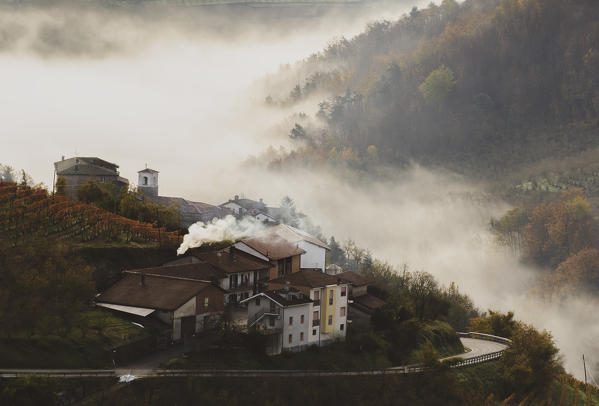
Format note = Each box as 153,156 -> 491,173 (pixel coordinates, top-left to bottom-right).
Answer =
265,269 -> 349,347
242,288 -> 312,355
54,156 -> 128,199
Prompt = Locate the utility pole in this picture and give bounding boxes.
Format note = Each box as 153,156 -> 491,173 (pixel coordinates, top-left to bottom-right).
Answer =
583,354 -> 591,406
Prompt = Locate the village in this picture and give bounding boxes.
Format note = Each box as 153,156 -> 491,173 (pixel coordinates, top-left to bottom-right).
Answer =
53,156 -> 385,358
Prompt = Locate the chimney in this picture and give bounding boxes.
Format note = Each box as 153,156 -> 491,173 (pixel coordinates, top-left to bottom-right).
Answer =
61,155 -> 65,161
234,195 -> 239,201
140,273 -> 146,286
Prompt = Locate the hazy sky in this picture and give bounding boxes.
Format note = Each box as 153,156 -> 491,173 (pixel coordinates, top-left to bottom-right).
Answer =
0,1 -> 428,201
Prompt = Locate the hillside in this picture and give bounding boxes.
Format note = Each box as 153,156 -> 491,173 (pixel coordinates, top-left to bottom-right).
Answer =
270,0 -> 599,183
0,182 -> 180,248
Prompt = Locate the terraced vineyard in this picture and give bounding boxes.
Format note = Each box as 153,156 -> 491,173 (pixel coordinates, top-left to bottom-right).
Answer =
0,182 -> 181,247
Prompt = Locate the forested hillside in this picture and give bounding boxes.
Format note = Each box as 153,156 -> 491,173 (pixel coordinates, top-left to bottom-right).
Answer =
271,0 -> 599,178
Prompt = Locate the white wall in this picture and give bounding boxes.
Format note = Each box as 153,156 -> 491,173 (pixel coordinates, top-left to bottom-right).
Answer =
308,288 -> 321,344
174,297 -> 196,318
281,305 -> 310,350
173,318 -> 181,341
222,202 -> 244,214
297,240 -> 326,271
335,284 -> 348,340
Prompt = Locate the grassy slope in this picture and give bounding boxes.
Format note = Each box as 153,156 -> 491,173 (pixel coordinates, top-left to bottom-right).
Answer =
0,311 -> 149,369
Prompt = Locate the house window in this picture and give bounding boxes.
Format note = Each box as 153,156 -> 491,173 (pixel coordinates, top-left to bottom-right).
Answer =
314,290 -> 319,300
256,297 -> 261,306
143,176 -> 148,185
204,297 -> 209,308
341,286 -> 347,297
340,324 -> 344,331
269,316 -> 275,327
300,332 -> 304,341
288,334 -> 292,344
313,311 -> 319,320
300,314 -> 304,324
329,290 -> 334,305
289,316 -> 293,326
340,307 -> 346,317
312,329 -> 317,336
328,315 -> 333,326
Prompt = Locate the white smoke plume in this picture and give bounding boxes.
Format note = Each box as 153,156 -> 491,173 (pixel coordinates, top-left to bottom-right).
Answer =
177,215 -> 266,255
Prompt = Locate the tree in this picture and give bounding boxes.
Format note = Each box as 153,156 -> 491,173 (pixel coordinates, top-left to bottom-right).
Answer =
550,248 -> 599,296
469,310 -> 518,339
491,207 -> 528,255
524,188 -> 595,268
289,123 -> 306,139
0,164 -> 14,182
419,65 -> 456,106
409,271 -> 443,321
328,236 -> 345,265
55,176 -> 66,196
501,325 -> 562,397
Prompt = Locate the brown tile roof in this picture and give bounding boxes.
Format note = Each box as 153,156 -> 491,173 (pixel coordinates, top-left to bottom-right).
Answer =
268,269 -> 342,288
338,271 -> 370,287
96,273 -> 211,311
240,237 -> 305,260
353,294 -> 386,311
197,246 -> 270,273
126,262 -> 226,281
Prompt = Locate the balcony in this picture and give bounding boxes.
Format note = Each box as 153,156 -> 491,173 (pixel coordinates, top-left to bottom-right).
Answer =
249,308 -> 280,327
312,319 -> 320,327
312,299 -> 320,306
228,281 -> 255,292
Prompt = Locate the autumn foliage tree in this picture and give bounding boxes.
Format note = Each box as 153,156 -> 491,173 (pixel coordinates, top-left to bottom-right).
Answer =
524,188 -> 596,267
501,325 -> 562,398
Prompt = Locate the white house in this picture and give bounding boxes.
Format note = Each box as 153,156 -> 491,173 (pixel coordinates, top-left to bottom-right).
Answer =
241,288 -> 313,355
259,224 -> 329,272
248,269 -> 348,352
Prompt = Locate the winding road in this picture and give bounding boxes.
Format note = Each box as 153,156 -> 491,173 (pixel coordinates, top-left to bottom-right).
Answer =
453,337 -> 508,360
0,335 -> 510,379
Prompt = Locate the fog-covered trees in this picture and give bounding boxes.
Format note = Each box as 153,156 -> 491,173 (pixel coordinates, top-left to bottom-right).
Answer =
419,65 -> 456,106
270,0 -> 599,175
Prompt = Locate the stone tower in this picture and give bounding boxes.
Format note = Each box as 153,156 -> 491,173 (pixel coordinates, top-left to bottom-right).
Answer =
138,167 -> 159,197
